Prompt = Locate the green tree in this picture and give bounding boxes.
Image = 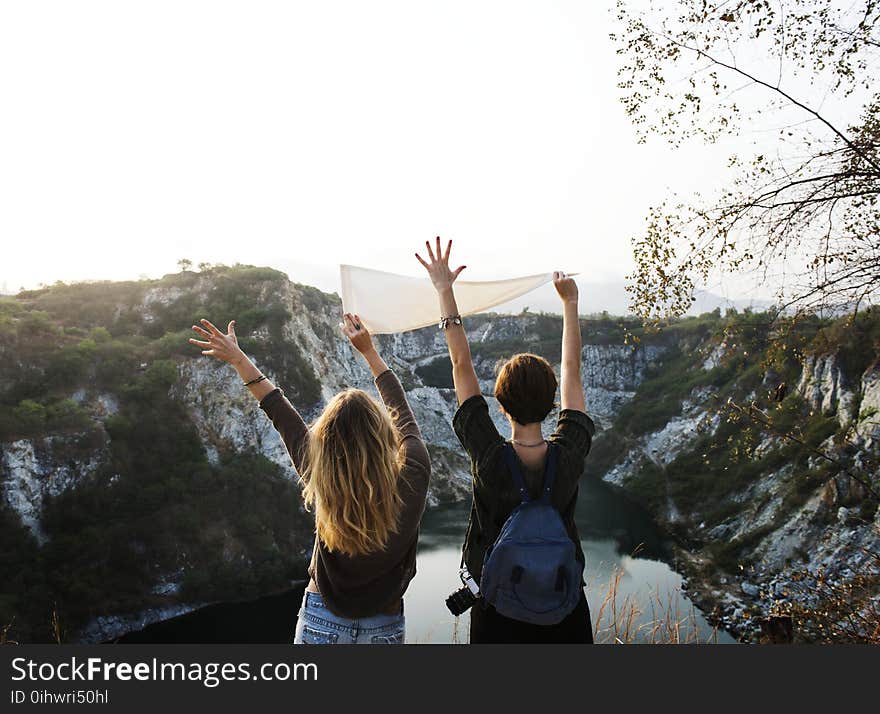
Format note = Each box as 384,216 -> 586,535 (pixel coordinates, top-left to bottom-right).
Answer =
13,400 -> 46,432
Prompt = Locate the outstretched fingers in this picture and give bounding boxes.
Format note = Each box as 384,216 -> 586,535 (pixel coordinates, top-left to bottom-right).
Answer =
190,324 -> 213,348
418,237 -> 456,273
452,265 -> 467,280
200,318 -> 222,336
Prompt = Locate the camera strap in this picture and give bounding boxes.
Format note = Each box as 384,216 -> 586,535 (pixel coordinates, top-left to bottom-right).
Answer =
459,507 -> 472,570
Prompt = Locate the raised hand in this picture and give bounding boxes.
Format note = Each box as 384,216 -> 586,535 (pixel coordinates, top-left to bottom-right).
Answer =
553,271 -> 578,305
415,236 -> 466,292
340,312 -> 388,377
339,313 -> 375,355
189,318 -> 246,365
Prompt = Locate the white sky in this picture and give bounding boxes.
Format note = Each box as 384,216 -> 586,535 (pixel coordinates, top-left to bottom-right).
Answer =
0,0 -> 826,302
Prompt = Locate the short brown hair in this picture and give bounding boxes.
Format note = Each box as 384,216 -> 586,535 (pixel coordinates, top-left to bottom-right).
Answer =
494,353 -> 558,425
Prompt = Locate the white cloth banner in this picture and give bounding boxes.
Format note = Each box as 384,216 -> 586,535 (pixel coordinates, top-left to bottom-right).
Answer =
340,264 -> 557,334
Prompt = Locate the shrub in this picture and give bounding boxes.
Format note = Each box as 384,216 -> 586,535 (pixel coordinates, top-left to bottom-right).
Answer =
415,356 -> 454,389
13,399 -> 47,432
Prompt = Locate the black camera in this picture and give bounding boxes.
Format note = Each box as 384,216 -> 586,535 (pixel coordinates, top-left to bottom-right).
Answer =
445,567 -> 480,616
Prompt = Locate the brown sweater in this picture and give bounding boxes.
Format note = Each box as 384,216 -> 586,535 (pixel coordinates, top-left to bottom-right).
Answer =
259,369 -> 431,618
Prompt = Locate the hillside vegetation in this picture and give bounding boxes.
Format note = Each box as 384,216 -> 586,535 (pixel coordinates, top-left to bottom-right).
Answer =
0,266 -> 319,642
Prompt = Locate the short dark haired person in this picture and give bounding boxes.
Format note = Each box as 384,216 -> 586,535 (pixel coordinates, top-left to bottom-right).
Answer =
416,238 -> 596,644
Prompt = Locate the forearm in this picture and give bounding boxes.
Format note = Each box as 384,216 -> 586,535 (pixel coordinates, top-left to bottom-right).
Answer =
438,287 -> 473,367
360,347 -> 389,378
561,301 -> 582,367
375,369 -> 422,441
437,286 -> 480,403
230,352 -> 276,402
560,300 -> 586,411
259,386 -> 311,475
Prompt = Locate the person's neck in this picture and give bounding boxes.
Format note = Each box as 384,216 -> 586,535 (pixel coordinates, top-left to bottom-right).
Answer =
509,421 -> 543,445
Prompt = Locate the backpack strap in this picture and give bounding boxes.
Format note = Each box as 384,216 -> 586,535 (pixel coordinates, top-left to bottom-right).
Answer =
503,441 -> 560,504
501,443 -> 531,503
539,443 -> 560,505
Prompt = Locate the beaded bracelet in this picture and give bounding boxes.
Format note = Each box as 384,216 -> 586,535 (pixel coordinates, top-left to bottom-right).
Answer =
439,315 -> 462,330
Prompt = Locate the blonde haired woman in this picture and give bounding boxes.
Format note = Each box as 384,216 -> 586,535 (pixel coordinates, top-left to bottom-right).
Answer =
189,313 -> 430,644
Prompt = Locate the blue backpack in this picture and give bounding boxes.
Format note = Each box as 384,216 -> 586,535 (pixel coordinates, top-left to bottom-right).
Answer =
479,442 -> 584,626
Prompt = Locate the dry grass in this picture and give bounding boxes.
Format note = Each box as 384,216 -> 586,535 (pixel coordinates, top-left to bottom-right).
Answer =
51,604 -> 63,644
0,606 -> 63,645
452,616 -> 465,645
591,567 -> 720,644
1,620 -> 18,645
440,567 -> 721,644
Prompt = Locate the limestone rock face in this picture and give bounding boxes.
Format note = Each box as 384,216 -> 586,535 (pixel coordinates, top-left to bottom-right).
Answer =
797,353 -> 858,426
856,366 -> 880,447
172,359 -> 294,473
582,344 -> 665,428
0,435 -> 107,542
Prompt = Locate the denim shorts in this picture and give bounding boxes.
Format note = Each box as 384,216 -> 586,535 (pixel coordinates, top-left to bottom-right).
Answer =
293,591 -> 405,645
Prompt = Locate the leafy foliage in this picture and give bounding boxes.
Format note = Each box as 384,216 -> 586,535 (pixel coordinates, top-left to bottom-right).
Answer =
613,0 -> 880,322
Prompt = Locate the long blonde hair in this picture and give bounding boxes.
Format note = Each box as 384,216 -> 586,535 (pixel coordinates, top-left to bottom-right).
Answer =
302,389 -> 404,556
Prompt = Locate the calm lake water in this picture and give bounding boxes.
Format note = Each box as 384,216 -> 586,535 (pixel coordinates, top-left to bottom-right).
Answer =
405,478 -> 736,644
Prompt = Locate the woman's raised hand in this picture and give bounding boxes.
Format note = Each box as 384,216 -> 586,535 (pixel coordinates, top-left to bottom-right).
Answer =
340,313 -> 375,355
341,313 -> 388,376
415,237 -> 466,292
553,271 -> 578,305
189,318 -> 246,365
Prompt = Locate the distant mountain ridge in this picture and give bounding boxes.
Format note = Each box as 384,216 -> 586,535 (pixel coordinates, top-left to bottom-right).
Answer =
486,282 -> 775,317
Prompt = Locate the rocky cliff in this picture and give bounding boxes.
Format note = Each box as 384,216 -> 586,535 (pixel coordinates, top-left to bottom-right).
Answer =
1,268 -> 877,642
590,317 -> 880,642
0,268 -> 669,641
